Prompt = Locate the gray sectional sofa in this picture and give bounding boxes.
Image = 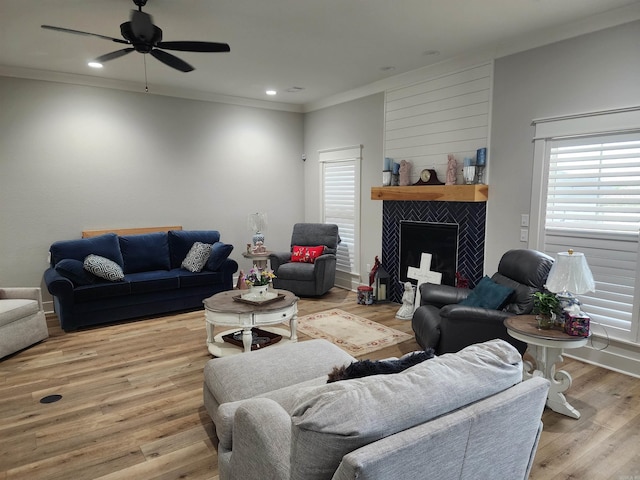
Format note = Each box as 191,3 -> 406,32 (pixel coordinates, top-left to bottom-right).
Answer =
204,338 -> 550,480
44,230 -> 237,331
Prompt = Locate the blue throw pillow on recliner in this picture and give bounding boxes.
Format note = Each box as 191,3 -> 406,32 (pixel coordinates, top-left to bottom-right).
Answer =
206,242 -> 234,271
459,275 -> 514,310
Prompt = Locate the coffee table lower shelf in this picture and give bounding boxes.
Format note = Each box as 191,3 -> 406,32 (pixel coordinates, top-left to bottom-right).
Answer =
208,327 -> 293,357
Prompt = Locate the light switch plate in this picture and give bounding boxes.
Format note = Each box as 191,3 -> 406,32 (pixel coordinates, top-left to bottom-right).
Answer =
520,229 -> 528,242
521,214 -> 530,227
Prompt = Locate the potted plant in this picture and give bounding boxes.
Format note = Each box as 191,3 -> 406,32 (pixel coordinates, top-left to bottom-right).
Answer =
532,292 -> 560,329
244,266 -> 276,299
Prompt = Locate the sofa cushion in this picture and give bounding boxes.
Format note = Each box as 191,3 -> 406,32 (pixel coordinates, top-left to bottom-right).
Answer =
168,230 -> 221,269
206,242 -> 234,271
50,233 -> 124,267
119,232 -> 171,274
55,259 -> 97,286
73,282 -> 131,303
181,242 -> 212,272
289,340 -> 523,480
178,270 -> 224,288
125,270 -> 180,294
273,262 -> 315,281
459,275 -> 514,310
0,299 -> 39,327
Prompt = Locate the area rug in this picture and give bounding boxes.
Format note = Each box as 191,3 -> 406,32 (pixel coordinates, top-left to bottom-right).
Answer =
296,309 -> 413,356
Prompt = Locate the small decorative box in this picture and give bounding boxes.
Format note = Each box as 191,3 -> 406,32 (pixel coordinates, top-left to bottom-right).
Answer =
357,286 -> 374,305
564,312 -> 590,337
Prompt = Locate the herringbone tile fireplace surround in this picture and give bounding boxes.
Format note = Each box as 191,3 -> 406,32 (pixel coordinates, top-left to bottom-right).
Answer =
381,200 -> 486,303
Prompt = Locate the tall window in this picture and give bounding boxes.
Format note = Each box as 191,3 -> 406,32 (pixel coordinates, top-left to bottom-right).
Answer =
531,108 -> 640,344
319,145 -> 361,289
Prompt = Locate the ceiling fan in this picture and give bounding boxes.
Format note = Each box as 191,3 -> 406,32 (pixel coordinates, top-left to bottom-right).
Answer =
41,0 -> 230,73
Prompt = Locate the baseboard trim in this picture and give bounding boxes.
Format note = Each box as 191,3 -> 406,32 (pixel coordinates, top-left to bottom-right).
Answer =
564,340 -> 640,379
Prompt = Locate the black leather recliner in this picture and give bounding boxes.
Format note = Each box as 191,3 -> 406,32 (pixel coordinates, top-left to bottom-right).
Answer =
411,249 -> 554,355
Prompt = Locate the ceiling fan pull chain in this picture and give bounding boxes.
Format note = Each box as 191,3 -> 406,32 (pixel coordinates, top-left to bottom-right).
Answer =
144,55 -> 149,93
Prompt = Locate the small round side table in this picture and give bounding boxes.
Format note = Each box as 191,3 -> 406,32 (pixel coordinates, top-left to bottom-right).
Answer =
504,315 -> 588,419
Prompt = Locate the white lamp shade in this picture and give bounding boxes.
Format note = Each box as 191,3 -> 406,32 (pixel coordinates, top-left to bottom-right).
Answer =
546,251 -> 596,294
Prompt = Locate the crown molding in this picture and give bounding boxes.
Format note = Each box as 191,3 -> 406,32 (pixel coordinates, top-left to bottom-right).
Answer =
0,66 -> 304,113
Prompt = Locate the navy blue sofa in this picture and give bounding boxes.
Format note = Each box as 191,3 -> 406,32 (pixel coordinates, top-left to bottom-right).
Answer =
44,230 -> 237,332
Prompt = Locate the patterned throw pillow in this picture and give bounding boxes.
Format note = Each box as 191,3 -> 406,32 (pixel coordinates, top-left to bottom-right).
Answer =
291,245 -> 324,263
181,242 -> 212,272
83,254 -> 125,281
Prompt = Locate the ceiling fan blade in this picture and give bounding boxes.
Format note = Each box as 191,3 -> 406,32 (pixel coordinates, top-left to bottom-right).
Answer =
41,25 -> 129,44
94,48 -> 135,64
156,41 -> 230,53
130,10 -> 155,42
150,49 -> 194,72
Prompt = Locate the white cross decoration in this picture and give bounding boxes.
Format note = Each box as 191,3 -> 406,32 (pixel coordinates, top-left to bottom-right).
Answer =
407,252 -> 442,312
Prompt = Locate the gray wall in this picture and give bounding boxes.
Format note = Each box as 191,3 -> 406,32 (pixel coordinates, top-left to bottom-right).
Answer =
0,77 -> 304,302
487,20 -> 640,270
2,20 -> 638,309
303,93 -> 385,285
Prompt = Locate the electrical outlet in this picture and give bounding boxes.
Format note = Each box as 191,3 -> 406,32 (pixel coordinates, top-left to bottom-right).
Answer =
521,214 -> 529,227
520,229 -> 528,242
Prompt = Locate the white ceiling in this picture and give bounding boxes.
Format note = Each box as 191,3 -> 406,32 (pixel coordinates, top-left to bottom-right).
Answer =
2,0 -> 640,110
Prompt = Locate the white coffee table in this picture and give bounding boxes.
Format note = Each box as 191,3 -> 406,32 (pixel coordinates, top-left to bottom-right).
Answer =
505,315 -> 588,419
203,289 -> 298,356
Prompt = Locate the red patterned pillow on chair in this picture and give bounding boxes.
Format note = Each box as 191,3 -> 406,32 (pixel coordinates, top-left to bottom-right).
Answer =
291,245 -> 324,263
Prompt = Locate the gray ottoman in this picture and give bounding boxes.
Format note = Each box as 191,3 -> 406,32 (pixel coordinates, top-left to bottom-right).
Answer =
203,339 -> 355,437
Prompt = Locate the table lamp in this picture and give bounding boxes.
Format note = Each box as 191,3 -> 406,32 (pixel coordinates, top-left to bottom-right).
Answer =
545,248 -> 595,318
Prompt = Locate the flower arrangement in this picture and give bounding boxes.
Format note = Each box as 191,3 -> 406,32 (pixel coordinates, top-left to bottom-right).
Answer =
244,266 -> 276,287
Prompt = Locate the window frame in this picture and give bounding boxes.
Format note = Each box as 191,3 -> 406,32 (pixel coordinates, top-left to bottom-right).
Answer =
319,145 -> 362,290
530,107 -> 640,345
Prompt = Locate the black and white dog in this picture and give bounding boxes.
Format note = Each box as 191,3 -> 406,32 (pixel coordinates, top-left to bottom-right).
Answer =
327,348 -> 435,383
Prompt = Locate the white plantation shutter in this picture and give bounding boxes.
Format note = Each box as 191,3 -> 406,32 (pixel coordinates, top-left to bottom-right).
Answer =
319,146 -> 361,286
546,133 -> 640,338
531,108 -> 640,344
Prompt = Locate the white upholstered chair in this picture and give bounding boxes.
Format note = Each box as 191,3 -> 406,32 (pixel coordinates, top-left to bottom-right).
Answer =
0,287 -> 49,360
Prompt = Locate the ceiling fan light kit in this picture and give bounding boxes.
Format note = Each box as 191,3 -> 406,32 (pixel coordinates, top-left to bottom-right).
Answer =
41,0 -> 230,73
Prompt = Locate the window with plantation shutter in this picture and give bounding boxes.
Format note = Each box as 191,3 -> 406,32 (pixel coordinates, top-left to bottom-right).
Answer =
531,108 -> 640,344
319,146 -> 361,289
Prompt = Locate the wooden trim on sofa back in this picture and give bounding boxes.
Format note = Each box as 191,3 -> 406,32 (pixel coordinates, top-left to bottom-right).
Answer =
81,226 -> 183,238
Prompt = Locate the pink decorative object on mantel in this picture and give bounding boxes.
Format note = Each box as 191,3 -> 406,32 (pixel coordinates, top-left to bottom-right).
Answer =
446,154 -> 457,185
399,159 -> 412,186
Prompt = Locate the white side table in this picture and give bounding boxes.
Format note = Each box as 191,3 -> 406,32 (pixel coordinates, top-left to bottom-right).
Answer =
242,251 -> 272,269
505,315 -> 588,419
203,289 -> 298,356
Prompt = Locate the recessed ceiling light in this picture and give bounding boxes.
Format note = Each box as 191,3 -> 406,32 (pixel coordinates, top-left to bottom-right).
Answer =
88,62 -> 103,69
266,89 -> 277,96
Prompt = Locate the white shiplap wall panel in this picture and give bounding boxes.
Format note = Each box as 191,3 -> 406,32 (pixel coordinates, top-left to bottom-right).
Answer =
385,63 -> 492,101
384,63 -> 492,183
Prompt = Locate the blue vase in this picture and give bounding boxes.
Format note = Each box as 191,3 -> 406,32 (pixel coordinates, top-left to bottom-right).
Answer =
252,231 -> 265,246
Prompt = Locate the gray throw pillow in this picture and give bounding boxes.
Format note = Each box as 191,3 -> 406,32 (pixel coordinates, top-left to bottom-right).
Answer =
181,242 -> 212,272
84,254 -> 125,281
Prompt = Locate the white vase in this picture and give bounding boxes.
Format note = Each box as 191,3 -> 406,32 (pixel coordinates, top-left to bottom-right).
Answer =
249,284 -> 269,298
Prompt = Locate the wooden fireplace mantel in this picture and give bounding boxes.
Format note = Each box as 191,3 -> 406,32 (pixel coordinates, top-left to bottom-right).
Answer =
370,184 -> 488,202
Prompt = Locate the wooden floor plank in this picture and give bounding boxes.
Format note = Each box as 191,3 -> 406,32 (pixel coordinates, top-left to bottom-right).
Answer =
1,287 -> 638,479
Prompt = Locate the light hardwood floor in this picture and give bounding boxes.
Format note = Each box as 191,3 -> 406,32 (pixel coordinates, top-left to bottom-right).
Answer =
0,288 -> 638,479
